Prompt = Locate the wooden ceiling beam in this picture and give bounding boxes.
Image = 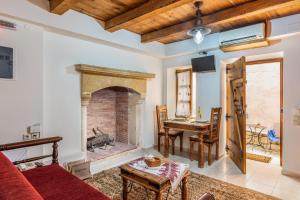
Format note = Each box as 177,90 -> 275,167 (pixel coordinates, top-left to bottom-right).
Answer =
49,0 -> 71,15
105,0 -> 194,32
141,0 -> 296,43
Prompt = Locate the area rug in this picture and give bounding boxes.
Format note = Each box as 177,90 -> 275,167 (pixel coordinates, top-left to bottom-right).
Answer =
246,153 -> 272,163
86,168 -> 279,200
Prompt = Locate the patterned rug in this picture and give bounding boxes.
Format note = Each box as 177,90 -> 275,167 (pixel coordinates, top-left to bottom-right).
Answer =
86,168 -> 280,200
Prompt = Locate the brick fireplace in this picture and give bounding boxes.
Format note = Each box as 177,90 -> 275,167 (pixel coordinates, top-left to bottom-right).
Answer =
76,65 -> 155,161
87,87 -> 141,143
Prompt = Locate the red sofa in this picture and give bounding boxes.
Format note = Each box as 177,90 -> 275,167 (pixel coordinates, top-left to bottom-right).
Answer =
0,137 -> 111,200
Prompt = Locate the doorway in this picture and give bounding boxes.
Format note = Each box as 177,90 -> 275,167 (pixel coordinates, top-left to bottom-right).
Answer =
225,57 -> 283,174
245,58 -> 283,166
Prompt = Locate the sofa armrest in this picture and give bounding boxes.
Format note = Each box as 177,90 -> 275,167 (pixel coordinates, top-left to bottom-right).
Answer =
0,136 -> 62,165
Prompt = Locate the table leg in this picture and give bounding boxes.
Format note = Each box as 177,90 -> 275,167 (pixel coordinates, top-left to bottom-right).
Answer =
122,177 -> 128,200
164,127 -> 169,158
198,134 -> 204,168
182,176 -> 188,200
257,128 -> 266,149
155,191 -> 163,200
247,127 -> 254,145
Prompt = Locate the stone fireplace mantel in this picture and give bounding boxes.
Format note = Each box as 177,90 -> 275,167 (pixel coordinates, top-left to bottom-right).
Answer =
75,64 -> 155,105
75,64 -> 155,154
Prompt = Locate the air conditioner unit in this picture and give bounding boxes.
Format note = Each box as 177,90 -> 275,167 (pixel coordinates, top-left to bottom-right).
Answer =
0,19 -> 16,30
219,23 -> 266,47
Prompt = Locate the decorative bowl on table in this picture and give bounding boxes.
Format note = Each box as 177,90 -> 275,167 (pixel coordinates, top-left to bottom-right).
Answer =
145,157 -> 161,168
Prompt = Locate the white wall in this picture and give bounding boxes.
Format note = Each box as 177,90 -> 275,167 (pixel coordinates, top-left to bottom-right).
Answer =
246,63 -> 281,130
163,36 -> 300,175
0,20 -> 43,143
0,19 -> 44,160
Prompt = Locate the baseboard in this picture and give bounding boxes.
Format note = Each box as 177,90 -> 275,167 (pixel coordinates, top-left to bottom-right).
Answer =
281,169 -> 300,178
60,151 -> 85,164
142,145 -> 154,149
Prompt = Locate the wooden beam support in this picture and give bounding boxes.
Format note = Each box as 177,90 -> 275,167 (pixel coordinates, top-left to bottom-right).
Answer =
49,0 -> 71,15
141,0 -> 296,43
105,0 -> 194,32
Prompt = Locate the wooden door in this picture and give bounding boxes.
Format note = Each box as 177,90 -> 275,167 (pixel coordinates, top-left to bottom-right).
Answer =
226,57 -> 247,174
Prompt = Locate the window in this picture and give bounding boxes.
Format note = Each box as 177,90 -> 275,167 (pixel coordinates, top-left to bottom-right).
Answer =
176,68 -> 193,117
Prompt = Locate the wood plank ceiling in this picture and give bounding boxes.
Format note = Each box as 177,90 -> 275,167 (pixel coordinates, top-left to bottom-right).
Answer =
49,0 -> 300,44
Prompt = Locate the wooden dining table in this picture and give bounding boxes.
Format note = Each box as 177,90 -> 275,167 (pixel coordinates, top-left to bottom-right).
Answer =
163,120 -> 210,168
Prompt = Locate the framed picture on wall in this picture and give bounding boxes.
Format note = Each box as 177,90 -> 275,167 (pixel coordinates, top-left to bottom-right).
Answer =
0,46 -> 14,80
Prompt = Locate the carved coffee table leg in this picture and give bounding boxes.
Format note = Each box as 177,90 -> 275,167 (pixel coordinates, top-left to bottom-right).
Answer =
198,134 -> 204,168
122,177 -> 128,200
182,175 -> 188,200
164,127 -> 169,158
155,191 -> 163,200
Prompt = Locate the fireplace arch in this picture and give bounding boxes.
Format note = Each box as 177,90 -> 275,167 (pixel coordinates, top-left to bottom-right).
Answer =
76,65 -> 155,156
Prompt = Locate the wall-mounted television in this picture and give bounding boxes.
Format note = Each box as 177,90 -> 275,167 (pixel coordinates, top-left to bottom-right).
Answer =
192,55 -> 215,73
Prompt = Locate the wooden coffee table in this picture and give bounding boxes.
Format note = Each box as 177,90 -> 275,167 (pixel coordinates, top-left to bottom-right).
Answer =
120,160 -> 191,200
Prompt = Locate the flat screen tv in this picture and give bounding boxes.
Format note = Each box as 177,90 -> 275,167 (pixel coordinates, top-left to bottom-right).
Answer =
192,55 -> 215,73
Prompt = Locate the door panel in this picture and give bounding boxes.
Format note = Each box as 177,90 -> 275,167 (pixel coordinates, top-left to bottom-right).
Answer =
226,57 -> 247,174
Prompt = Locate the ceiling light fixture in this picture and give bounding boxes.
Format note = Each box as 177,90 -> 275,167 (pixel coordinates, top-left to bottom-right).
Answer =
187,1 -> 211,45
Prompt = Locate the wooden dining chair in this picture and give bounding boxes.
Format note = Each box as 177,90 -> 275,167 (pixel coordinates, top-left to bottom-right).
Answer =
156,105 -> 183,155
189,107 -> 222,165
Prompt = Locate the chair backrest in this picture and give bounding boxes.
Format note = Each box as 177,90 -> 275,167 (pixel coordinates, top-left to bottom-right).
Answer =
267,129 -> 276,139
156,105 -> 168,133
209,107 -> 222,140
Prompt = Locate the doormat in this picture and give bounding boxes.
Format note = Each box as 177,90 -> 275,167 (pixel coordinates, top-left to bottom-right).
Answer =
246,153 -> 272,163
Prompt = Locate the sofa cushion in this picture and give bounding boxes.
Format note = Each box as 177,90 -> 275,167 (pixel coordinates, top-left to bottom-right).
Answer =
0,152 -> 44,200
23,164 -> 111,200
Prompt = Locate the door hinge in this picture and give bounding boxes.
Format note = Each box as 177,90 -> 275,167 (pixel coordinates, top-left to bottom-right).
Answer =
225,145 -> 229,152
240,150 -> 244,160
226,67 -> 231,74
225,114 -> 232,120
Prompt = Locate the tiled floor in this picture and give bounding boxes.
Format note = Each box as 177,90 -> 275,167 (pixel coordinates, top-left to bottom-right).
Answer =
148,148 -> 300,200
